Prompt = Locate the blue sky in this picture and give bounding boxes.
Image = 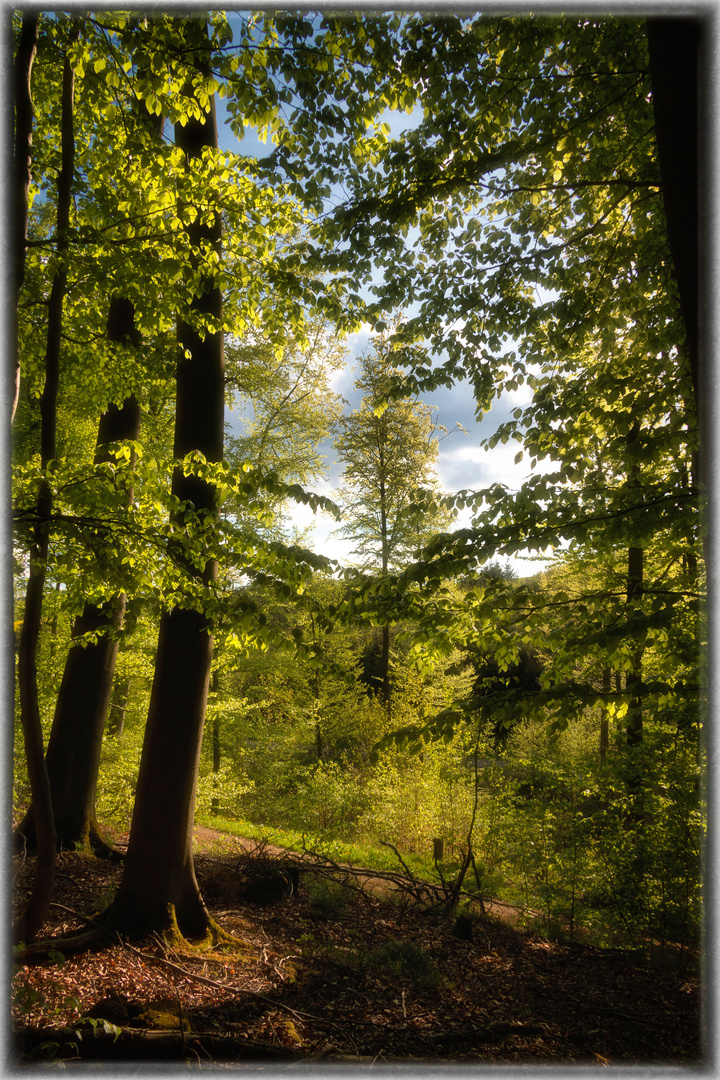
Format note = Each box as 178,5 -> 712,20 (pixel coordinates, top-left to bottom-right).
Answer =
215,89 -> 550,577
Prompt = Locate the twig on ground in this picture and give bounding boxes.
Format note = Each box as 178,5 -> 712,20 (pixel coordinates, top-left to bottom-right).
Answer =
118,937 -> 317,1024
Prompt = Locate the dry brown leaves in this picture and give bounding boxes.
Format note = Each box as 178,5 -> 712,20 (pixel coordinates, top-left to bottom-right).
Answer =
11,831 -> 704,1067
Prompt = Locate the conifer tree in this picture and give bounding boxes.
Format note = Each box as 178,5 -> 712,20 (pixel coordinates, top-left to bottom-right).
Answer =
334,334 -> 452,710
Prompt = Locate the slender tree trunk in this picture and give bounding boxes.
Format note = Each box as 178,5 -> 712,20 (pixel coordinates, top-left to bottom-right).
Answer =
378,442 -> 391,715
109,20 -> 224,937
14,25 -> 77,943
625,546 -> 644,748
600,667 -> 610,762
622,416 -> 645,752
15,299 -> 141,856
107,674 -> 130,738
623,542 -> 645,812
211,670 -> 221,816
11,12 -> 38,424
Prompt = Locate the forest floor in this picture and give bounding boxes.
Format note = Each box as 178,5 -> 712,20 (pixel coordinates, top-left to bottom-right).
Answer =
11,824 -> 704,1069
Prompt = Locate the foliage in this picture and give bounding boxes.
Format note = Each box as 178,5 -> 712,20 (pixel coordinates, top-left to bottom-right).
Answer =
334,331 -> 454,573
11,11 -> 703,965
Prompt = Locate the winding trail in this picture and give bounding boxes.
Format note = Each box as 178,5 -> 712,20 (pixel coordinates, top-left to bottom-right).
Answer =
192,823 -> 534,926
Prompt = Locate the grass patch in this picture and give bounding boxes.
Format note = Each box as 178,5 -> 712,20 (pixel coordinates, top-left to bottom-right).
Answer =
366,940 -> 441,989
305,876 -> 348,916
297,928 -> 441,991
194,814 -> 436,879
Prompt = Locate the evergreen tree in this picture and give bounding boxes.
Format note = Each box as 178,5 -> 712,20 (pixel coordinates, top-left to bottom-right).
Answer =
334,333 -> 453,710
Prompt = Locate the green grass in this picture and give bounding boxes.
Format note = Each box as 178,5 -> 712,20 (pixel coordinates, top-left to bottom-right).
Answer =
194,813 -> 438,879
366,940 -> 442,989
296,929 -> 441,990
305,876 -> 348,916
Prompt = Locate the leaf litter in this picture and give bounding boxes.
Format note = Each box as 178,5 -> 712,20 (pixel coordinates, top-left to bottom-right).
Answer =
11,827 -> 703,1067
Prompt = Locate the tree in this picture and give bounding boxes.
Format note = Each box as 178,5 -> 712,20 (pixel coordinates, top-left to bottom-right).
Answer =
224,317 -> 345,539
334,333 -> 453,710
12,11 -> 408,944
15,297 -> 142,856
14,15 -> 79,944
328,15 -> 703,747
11,12 -> 38,423
12,13 -> 177,858
104,16 -> 226,937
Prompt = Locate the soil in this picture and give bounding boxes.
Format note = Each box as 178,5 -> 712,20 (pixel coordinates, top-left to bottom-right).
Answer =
11,824 -> 704,1068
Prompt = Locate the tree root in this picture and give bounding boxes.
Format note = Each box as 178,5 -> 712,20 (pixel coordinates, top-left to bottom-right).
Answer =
88,823 -> 126,862
14,904 -> 249,965
15,923 -> 113,962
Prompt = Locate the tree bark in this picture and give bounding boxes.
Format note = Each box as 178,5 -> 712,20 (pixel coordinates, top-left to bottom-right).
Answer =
378,441 -> 391,715
15,300 -> 141,855
11,12 -> 38,424
646,19 -> 702,448
14,24 -> 77,943
109,19 -> 224,938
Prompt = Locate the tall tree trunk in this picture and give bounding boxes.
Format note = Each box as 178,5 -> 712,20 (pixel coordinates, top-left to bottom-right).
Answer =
15,298 -> 141,855
11,12 -> 38,424
624,421 -> 644,750
14,25 -> 77,943
647,19 -> 702,469
108,19 -> 224,938
378,443 -> 391,715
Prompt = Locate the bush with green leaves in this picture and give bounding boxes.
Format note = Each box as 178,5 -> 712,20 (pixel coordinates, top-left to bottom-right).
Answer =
359,740 -> 475,855
467,712 -> 703,951
195,764 -> 255,818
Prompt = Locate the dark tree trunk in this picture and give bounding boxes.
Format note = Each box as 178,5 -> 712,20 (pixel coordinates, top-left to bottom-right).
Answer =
15,299 -> 141,856
625,545 -> 644,748
109,20 -> 224,938
11,12 -> 38,424
647,19 -> 709,583
14,26 -> 77,943
623,419 -> 644,752
647,20 -> 701,442
600,667 -> 610,762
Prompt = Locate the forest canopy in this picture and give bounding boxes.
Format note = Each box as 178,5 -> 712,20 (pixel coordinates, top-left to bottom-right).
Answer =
11,8 -> 704,986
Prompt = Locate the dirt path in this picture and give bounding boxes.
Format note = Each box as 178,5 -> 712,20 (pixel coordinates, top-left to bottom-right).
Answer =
192,823 -> 531,925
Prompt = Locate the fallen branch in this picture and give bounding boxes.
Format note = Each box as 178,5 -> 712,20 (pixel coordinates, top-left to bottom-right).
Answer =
378,841 -> 417,881
13,1025 -> 303,1063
